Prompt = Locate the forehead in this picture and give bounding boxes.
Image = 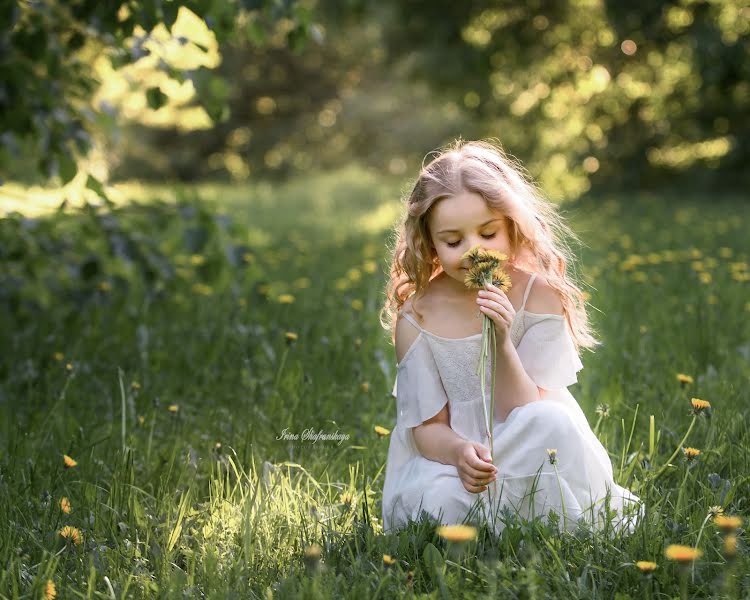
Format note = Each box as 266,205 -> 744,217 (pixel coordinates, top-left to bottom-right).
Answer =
428,191 -> 503,232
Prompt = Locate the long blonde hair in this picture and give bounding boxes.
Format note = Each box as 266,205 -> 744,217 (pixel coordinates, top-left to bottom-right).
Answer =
379,137 -> 600,353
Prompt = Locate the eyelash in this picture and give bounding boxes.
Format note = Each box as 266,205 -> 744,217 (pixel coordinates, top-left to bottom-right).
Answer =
447,233 -> 495,248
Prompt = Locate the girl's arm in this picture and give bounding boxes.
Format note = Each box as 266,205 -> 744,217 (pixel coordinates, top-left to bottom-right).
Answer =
413,405 -> 498,493
411,404 -> 463,465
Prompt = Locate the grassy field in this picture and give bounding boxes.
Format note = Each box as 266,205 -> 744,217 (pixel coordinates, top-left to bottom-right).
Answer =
1,168 -> 748,598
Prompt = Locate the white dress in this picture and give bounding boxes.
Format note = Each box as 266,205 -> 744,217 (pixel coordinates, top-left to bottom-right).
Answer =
381,273 -> 644,536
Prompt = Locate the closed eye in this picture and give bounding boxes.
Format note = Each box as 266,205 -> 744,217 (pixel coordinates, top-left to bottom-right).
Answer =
447,233 -> 496,248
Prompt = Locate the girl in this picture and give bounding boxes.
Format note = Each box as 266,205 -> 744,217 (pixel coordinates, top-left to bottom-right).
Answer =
379,138 -> 643,536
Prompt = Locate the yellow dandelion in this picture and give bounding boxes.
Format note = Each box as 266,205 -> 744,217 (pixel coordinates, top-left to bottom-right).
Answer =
242,252 -> 255,263
131,381 -> 141,390
214,442 -> 222,450
340,491 -> 354,506
361,382 -> 370,393
718,247 -> 733,258
464,264 -> 489,289
479,249 -> 508,264
60,497 -> 71,514
45,579 -> 56,600
699,272 -> 712,284
59,525 -> 82,546
490,266 -> 512,292
690,398 -> 711,415
547,448 -> 557,465
351,299 -> 364,311
635,560 -> 657,573
708,505 -> 724,517
363,260 -> 377,274
303,543 -> 322,569
168,404 -> 179,413
383,554 -> 396,567
277,293 -> 295,304
436,524 -> 478,543
664,544 -> 702,562
461,245 -> 484,263
137,415 -> 145,426
63,454 -> 77,469
284,331 -> 298,344
354,337 -> 362,350
639,325 -> 648,334
676,373 -> 693,386
714,514 -> 743,532
98,281 -> 111,292
189,254 -> 205,266
682,447 -> 701,461
53,352 -> 64,362
65,363 -> 74,371
374,425 -> 390,437
724,534 -> 738,557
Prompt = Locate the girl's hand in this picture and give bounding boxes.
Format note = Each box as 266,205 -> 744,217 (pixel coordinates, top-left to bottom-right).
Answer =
454,440 -> 498,494
476,283 -> 516,344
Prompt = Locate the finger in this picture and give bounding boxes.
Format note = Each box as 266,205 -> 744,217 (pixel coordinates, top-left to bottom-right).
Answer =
477,298 -> 510,316
460,465 -> 497,480
479,288 -> 512,310
463,481 -> 488,494
478,304 -> 512,327
466,456 -> 498,473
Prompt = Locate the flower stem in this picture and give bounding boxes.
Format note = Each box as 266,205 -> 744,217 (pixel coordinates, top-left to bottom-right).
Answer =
692,512 -> 713,583
553,463 -> 568,531
650,416 -> 697,482
675,466 -> 690,516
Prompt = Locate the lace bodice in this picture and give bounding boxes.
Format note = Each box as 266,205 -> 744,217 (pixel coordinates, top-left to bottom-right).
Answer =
391,273 -> 584,443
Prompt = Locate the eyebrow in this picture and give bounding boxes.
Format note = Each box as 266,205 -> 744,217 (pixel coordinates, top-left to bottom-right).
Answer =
436,218 -> 503,235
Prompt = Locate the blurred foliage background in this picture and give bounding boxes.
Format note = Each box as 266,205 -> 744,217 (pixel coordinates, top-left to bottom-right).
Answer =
2,0 -> 749,201
1,3 -> 750,597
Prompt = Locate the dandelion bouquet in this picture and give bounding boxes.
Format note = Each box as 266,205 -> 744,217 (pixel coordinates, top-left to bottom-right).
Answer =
462,245 -> 512,463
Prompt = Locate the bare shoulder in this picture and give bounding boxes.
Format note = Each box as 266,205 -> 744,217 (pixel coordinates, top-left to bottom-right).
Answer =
395,278 -> 445,362
524,273 -> 564,316
395,296 -> 423,364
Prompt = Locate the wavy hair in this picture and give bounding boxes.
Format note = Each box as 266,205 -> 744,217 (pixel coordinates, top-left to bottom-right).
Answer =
379,137 -> 600,353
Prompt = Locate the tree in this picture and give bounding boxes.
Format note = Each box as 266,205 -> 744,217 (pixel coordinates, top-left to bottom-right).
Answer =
0,0 -> 317,189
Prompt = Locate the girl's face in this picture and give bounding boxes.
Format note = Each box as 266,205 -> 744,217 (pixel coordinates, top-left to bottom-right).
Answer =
427,191 -> 513,288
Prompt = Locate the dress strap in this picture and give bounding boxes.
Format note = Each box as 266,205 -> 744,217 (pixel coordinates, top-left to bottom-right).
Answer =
400,311 -> 423,331
520,272 -> 538,312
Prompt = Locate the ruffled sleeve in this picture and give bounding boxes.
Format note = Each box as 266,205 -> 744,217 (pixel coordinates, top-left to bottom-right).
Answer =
394,336 -> 449,429
515,315 -> 583,390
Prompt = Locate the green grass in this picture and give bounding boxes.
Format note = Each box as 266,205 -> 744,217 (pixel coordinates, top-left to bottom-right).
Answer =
0,169 -> 748,598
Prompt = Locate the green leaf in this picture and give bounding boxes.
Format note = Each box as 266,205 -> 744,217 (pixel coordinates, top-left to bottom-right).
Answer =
422,542 -> 445,574
58,150 -> 77,185
287,23 -> 307,54
86,174 -> 105,197
146,87 -> 168,110
245,19 -> 266,46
